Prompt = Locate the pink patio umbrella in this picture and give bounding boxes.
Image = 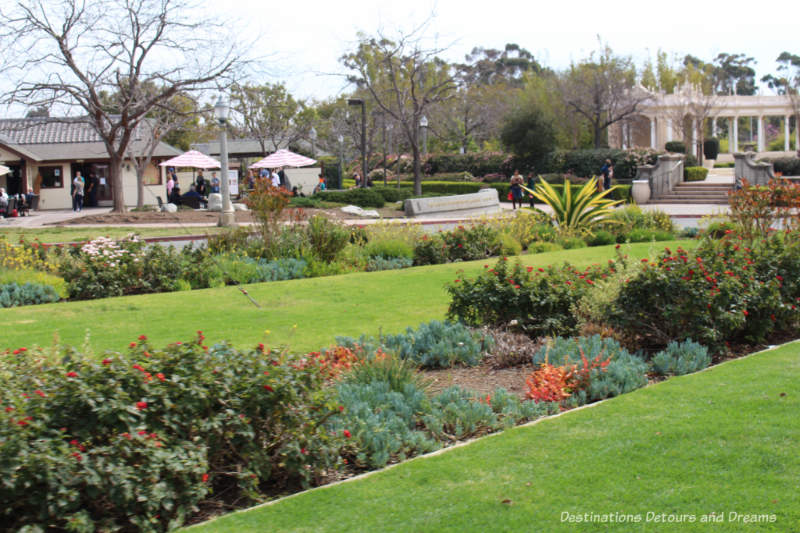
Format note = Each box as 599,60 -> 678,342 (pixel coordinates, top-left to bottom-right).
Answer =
250,149 -> 316,169
159,150 -> 221,169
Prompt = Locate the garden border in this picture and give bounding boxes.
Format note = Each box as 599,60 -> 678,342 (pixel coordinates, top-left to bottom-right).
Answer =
185,339 -> 793,530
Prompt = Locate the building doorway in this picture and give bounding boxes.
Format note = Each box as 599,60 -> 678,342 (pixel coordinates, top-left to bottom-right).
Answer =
92,163 -> 112,206
5,163 -> 24,195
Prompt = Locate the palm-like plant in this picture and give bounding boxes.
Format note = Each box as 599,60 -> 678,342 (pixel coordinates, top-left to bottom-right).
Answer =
522,177 -> 623,231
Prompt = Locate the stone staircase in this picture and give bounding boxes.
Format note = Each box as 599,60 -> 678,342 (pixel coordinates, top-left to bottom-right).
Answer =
649,181 -> 733,204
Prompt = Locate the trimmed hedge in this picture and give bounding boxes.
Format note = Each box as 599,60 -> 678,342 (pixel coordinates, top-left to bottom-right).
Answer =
703,138 -> 720,160
764,157 -> 800,176
665,141 -> 686,153
684,166 -> 709,181
315,188 -> 385,208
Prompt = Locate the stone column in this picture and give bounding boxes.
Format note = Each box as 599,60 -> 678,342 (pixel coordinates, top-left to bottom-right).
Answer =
692,119 -> 698,157
650,117 -> 656,149
667,119 -> 673,142
757,116 -> 765,152
785,115 -> 791,152
728,117 -> 734,152
796,114 -> 800,151
712,118 -> 717,139
622,122 -> 628,150
733,117 -> 739,152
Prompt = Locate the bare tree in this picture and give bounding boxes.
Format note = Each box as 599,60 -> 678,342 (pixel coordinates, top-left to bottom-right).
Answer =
341,29 -> 456,195
0,0 -> 244,212
667,83 -> 719,163
230,83 -> 314,157
560,44 -> 651,148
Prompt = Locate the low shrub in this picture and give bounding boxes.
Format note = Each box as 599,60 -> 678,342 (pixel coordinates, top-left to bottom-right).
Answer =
703,138 -> 720,160
487,328 -> 543,368
528,241 -> 564,254
704,220 -> 737,239
665,141 -> 686,153
365,238 -> 414,260
0,282 -> 61,307
496,232 -> 523,256
763,157 -> 800,176
652,339 -> 711,376
624,228 -> 674,243
306,215 -> 350,262
337,321 -> 492,369
365,256 -> 414,272
440,224 -> 501,262
586,230 -> 616,247
0,337 -> 343,531
315,188 -> 385,208
600,205 -> 675,234
371,186 -> 414,203
448,258 -> 614,338
0,268 -> 68,298
558,236 -> 587,249
714,162 -> 735,168
685,166 -> 709,181
252,257 -> 308,281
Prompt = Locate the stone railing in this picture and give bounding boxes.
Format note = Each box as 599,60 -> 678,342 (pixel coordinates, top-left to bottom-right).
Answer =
733,152 -> 776,187
633,154 -> 684,203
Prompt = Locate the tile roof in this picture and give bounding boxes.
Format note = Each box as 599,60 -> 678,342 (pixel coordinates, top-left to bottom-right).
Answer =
0,118 -> 105,144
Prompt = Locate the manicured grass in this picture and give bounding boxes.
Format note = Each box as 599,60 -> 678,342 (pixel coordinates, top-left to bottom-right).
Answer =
1,226 -> 226,244
189,341 -> 800,533
1,241 -> 696,354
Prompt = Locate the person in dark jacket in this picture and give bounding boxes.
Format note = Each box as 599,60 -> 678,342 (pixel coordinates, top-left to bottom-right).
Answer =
600,159 -> 613,191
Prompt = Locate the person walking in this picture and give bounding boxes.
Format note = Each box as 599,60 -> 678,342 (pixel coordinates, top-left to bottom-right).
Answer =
600,159 -> 614,192
72,172 -> 85,212
509,170 -> 524,210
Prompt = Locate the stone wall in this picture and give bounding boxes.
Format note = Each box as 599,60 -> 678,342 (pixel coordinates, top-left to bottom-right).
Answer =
404,188 -> 500,218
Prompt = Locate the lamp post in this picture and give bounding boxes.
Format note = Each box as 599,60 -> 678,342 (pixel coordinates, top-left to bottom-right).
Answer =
214,95 -> 234,227
348,98 -> 367,188
309,126 -> 317,158
337,134 -> 344,190
420,115 -> 429,157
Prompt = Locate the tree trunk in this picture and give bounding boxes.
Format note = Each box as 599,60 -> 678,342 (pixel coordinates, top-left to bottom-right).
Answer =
110,155 -> 127,213
136,168 -> 145,209
593,123 -> 605,148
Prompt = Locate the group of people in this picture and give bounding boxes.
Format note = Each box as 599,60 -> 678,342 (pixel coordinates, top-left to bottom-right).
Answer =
70,171 -> 101,212
508,159 -> 615,210
0,187 -> 32,217
165,169 -> 221,207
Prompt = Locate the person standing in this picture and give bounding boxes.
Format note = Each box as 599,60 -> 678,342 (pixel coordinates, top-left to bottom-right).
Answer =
600,159 -> 613,192
86,172 -> 98,207
509,170 -> 524,210
270,169 -> 280,188
72,171 -> 85,212
166,172 -> 175,199
526,173 -> 537,208
210,172 -> 220,194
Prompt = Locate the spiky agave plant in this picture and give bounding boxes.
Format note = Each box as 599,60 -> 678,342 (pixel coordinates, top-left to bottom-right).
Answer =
522,176 -> 623,231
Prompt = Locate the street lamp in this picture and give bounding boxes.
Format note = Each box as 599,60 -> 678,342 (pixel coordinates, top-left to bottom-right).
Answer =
309,126 -> 317,158
214,95 -> 234,227
348,98 -> 367,188
420,115 -> 429,157
337,134 -> 344,190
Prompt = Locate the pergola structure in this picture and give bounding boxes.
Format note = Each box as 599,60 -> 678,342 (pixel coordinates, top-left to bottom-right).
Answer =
611,85 -> 798,156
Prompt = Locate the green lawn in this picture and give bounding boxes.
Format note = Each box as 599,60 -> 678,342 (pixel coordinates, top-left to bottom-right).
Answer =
1,241 -> 695,354
1,226 -> 225,244
188,341 -> 800,533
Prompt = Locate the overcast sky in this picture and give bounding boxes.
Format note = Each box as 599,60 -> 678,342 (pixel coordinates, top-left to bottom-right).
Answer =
228,0 -> 797,101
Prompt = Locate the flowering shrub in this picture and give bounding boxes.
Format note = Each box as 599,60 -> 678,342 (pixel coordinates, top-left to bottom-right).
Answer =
606,231 -> 800,352
440,223 -> 501,261
728,180 -> 800,241
525,363 -> 573,403
0,236 -> 57,272
0,335 -> 343,531
58,236 -> 219,300
447,257 -> 615,337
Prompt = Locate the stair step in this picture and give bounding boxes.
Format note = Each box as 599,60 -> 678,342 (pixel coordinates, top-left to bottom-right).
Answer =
649,199 -> 729,205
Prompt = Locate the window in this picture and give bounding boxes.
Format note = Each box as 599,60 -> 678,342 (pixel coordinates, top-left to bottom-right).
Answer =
38,166 -> 63,188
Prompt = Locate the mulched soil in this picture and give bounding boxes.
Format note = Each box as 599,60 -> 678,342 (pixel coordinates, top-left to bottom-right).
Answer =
51,205 -> 407,226
423,361 -> 535,399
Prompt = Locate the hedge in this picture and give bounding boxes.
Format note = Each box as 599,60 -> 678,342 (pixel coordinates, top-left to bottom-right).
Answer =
684,166 -> 709,181
763,157 -> 800,176
665,141 -> 686,153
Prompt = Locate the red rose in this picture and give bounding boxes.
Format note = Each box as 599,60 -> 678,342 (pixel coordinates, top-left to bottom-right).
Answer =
138,430 -> 148,436
129,342 -> 137,348
138,335 -> 147,341
343,430 -> 351,438
102,358 -> 112,366
156,373 -> 165,382
66,371 -> 78,378
136,401 -> 147,410
34,390 -> 46,398
202,473 -> 209,483
263,385 -> 274,392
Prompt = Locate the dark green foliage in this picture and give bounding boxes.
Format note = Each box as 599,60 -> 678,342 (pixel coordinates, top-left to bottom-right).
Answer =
704,220 -> 737,239
447,258 -> 614,338
685,166 -> 709,181
413,234 -> 449,266
684,153 -> 698,167
665,141 -> 686,153
703,138 -> 720,160
652,339 -> 711,376
315,188 -> 385,208
372,186 -> 414,203
764,157 -> 800,176
0,282 -> 60,307
0,338 -> 341,531
500,105 -> 556,169
586,230 -> 616,247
